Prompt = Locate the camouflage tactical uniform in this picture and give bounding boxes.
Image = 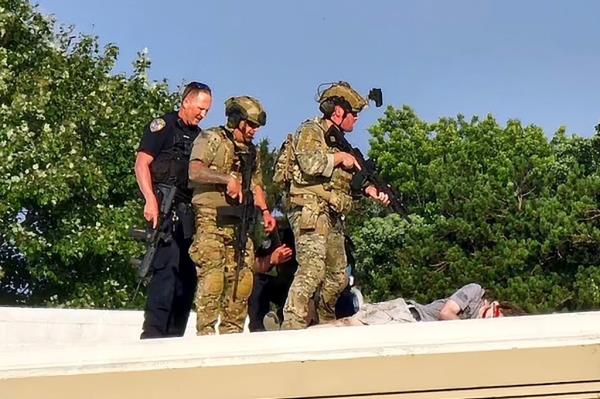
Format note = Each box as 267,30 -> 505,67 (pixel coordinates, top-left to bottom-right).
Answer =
281,117 -> 355,329
188,126 -> 262,335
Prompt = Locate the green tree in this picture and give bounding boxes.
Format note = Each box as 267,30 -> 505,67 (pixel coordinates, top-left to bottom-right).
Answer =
0,0 -> 178,307
351,106 -> 600,312
257,137 -> 278,209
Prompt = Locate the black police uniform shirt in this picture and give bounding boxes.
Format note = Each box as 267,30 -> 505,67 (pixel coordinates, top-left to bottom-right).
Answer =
138,111 -> 201,196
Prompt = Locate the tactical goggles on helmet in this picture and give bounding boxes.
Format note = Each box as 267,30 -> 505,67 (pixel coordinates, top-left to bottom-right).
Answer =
249,110 -> 267,127
246,119 -> 262,129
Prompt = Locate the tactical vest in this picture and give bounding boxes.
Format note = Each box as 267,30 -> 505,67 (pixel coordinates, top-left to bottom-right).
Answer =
272,133 -> 295,188
191,127 -> 257,208
151,120 -> 199,197
289,119 -> 354,215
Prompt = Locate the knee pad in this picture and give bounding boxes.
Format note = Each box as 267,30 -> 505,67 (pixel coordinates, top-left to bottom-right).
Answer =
202,270 -> 224,297
235,268 -> 254,300
188,240 -> 201,265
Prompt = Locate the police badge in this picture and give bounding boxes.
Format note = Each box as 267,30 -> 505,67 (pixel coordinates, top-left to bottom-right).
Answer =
150,118 -> 166,133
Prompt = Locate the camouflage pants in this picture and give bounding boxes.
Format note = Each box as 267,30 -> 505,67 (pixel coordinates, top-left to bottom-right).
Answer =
189,206 -> 254,335
281,204 -> 348,330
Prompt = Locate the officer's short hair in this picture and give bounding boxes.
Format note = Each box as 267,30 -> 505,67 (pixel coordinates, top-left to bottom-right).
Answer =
182,81 -> 212,102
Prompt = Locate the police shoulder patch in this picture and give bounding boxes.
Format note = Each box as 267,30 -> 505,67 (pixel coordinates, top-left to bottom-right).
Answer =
150,118 -> 166,133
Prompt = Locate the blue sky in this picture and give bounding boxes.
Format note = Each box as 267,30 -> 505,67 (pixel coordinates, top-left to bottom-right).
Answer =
35,1 -> 600,151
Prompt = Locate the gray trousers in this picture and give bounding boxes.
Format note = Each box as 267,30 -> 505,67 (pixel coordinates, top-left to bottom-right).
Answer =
354,298 -> 417,325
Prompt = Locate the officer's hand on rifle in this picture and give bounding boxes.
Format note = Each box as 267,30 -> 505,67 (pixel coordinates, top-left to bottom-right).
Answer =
365,185 -> 390,206
144,195 -> 160,228
261,209 -> 277,234
226,175 -> 243,203
334,152 -> 361,172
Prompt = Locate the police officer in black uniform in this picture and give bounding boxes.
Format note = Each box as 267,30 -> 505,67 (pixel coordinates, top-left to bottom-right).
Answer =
135,82 -> 213,339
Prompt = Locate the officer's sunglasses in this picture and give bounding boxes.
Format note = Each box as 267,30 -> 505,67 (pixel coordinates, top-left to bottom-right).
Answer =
182,82 -> 212,99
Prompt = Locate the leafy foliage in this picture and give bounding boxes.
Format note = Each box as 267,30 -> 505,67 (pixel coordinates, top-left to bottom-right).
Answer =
0,0 -> 177,307
351,106 -> 600,312
3,1 -> 599,316
257,137 -> 277,209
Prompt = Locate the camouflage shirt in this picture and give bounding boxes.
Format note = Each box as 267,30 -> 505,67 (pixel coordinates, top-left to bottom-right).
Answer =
290,117 -> 354,214
189,126 -> 263,208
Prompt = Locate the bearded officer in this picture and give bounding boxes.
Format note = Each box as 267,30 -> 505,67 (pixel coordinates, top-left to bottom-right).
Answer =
188,96 -> 276,335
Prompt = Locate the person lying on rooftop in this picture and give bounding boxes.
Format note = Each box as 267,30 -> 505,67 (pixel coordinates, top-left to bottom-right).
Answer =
321,283 -> 522,327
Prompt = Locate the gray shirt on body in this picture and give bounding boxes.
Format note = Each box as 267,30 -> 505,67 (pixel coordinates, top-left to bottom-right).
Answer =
353,283 -> 486,325
410,283 -> 485,321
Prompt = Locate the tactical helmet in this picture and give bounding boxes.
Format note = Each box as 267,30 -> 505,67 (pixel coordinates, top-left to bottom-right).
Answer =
225,96 -> 267,128
318,81 -> 368,115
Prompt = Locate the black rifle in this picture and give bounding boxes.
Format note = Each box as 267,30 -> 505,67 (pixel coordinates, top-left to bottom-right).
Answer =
129,184 -> 178,298
216,147 -> 257,300
324,128 -> 407,214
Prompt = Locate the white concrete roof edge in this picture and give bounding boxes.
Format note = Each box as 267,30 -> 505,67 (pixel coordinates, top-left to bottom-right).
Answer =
3,338 -> 599,380
2,311 -> 600,380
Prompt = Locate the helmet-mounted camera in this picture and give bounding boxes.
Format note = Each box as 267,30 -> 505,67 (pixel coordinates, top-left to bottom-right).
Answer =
316,81 -> 383,116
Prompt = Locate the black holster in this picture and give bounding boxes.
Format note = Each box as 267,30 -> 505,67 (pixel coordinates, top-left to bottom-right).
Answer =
175,202 -> 196,239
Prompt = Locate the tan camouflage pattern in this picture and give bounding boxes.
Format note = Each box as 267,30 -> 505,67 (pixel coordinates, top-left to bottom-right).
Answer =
281,203 -> 348,330
292,118 -> 333,184
318,81 -> 368,113
328,162 -> 354,214
272,133 -> 295,186
289,118 -> 354,214
225,96 -> 266,126
189,126 -> 263,208
280,114 -> 360,329
189,206 -> 255,335
188,126 -> 261,335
